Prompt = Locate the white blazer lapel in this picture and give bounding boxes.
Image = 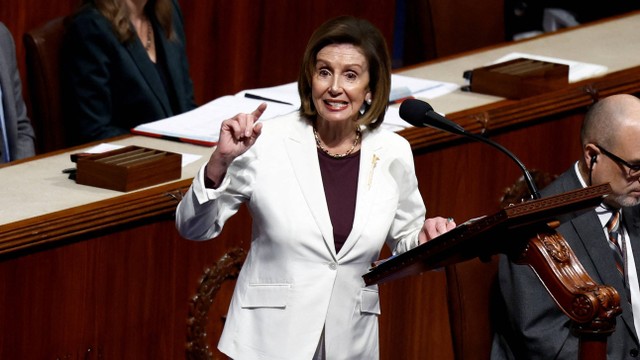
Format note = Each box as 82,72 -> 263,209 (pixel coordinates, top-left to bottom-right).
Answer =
284,120 -> 336,257
337,131 -> 380,259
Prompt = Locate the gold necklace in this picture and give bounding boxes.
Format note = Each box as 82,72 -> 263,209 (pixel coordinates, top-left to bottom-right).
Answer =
313,127 -> 361,158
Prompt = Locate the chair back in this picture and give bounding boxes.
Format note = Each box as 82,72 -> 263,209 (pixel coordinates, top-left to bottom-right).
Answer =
24,16 -> 67,154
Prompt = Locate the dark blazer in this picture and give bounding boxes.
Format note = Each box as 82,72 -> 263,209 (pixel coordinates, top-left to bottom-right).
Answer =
0,22 -> 36,162
62,0 -> 196,144
491,166 -> 640,359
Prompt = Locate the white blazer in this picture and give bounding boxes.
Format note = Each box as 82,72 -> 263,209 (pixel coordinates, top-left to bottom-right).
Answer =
176,113 -> 427,360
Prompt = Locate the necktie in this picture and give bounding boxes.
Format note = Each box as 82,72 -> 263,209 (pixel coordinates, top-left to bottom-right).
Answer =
606,210 -> 625,282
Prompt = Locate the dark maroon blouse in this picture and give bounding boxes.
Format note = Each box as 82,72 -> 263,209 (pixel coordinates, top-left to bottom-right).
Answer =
317,149 -> 360,254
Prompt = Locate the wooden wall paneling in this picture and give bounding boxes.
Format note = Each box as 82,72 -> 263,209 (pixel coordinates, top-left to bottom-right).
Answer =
400,0 -> 505,66
400,0 -> 438,66
428,0 -> 505,57
180,0 -> 398,104
379,271 -> 454,359
0,0 -> 81,91
411,106 -> 587,231
0,206 -> 251,359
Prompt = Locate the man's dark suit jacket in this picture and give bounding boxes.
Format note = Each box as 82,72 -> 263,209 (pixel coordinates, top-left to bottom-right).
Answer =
491,167 -> 640,359
62,0 -> 196,144
0,22 -> 36,162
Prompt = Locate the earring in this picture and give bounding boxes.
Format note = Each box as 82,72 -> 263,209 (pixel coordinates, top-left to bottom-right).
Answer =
360,98 -> 372,115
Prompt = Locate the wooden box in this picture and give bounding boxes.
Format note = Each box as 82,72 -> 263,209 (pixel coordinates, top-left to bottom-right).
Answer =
469,58 -> 569,99
76,146 -> 182,192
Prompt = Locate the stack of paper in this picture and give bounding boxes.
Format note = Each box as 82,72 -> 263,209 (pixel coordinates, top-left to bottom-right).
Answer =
132,95 -> 298,146
390,74 -> 458,103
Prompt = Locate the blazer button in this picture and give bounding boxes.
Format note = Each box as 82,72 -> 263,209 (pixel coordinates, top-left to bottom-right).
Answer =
328,263 -> 337,270
630,348 -> 639,357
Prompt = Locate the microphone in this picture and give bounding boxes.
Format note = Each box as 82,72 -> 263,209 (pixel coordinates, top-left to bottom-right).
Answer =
399,98 -> 540,200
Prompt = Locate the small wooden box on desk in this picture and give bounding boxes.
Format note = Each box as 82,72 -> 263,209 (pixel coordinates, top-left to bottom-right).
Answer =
469,58 -> 569,99
76,146 -> 182,192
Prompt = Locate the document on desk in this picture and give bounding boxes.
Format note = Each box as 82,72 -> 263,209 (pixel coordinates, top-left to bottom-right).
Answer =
381,106 -> 411,132
382,75 -> 458,132
491,52 -> 608,83
390,74 -> 459,102
131,95 -> 298,146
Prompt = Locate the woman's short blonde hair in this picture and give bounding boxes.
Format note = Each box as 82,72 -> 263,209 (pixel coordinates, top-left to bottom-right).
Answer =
298,16 -> 392,129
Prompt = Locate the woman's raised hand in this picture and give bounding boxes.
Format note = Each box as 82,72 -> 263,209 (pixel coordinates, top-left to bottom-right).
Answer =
204,103 -> 267,188
216,102 -> 267,160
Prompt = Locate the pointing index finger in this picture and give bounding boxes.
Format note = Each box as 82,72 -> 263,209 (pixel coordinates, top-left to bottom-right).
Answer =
252,102 -> 268,120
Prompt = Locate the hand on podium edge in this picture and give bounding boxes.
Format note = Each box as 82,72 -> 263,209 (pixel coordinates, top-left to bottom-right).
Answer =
368,216 -> 456,270
419,216 -> 456,245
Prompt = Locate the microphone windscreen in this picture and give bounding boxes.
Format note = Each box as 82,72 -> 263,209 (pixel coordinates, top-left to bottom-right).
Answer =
399,98 -> 433,127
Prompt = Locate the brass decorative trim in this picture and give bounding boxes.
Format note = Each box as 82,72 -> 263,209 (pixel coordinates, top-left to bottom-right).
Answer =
186,248 -> 246,360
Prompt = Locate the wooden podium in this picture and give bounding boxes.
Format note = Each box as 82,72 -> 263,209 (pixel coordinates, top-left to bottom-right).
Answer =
364,184 -> 621,360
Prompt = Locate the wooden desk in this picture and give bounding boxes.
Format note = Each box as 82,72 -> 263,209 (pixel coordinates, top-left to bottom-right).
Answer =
0,137 -> 253,359
1,12 -> 640,360
1,136 -> 211,239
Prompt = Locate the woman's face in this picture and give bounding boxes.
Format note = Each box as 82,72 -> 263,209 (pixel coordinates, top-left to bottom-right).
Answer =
311,43 -> 371,125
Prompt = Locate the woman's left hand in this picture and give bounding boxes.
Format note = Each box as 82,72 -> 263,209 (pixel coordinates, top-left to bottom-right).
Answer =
418,216 -> 456,244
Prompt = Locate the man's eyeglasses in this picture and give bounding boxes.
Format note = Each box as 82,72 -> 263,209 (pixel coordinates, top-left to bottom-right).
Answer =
596,145 -> 640,177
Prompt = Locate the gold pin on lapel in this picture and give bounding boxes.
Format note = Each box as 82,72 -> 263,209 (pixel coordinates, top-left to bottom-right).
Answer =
368,154 -> 380,189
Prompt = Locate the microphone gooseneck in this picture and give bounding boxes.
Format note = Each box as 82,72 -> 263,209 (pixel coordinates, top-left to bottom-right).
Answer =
399,99 -> 541,200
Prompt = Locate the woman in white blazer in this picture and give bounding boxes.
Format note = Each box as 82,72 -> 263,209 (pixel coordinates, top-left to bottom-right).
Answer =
176,16 -> 455,360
